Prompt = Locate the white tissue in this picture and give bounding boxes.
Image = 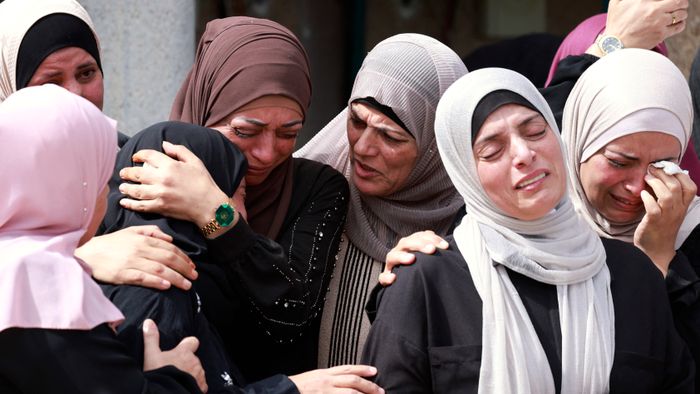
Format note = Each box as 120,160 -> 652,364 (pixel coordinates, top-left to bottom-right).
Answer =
651,160 -> 688,176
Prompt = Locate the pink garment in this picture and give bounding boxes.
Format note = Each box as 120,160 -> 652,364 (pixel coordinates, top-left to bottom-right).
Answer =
0,84 -> 124,332
545,13 -> 668,87
547,13 -> 700,192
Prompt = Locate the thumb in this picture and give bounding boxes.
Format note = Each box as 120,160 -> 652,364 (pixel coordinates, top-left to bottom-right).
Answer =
175,336 -> 200,354
142,319 -> 161,355
162,141 -> 200,164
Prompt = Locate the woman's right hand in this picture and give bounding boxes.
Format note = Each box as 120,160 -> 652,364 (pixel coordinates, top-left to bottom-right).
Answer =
605,0 -> 688,50
379,230 -> 448,286
76,225 -> 197,291
289,365 -> 384,394
142,319 -> 208,393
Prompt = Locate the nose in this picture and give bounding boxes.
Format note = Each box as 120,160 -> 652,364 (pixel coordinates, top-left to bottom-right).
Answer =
623,169 -> 648,196
248,131 -> 278,166
352,129 -> 378,157
61,78 -> 83,97
511,136 -> 535,168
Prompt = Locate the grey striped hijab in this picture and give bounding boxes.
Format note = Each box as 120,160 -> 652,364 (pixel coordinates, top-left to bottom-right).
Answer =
296,33 -> 466,260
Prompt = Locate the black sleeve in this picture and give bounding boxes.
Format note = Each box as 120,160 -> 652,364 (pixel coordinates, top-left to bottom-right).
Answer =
0,324 -> 201,394
539,54 -> 598,129
117,131 -> 130,148
361,262 -> 433,393
206,163 -> 349,342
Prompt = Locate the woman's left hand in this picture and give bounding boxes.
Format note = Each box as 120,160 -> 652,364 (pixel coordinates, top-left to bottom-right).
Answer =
635,165 -> 697,275
379,230 -> 448,286
118,141 -> 231,230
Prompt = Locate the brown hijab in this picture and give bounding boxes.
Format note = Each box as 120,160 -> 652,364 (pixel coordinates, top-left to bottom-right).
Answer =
170,17 -> 312,239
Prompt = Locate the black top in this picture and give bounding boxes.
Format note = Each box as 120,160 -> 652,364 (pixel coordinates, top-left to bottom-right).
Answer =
363,237 -> 695,393
199,157 -> 349,381
540,53 -> 598,129
0,324 -> 201,394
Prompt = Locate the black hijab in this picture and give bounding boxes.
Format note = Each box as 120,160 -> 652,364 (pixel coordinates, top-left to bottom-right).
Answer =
100,121 -> 247,264
690,48 -> 700,158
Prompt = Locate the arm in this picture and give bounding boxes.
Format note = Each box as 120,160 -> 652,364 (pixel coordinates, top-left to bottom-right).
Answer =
206,162 -> 349,341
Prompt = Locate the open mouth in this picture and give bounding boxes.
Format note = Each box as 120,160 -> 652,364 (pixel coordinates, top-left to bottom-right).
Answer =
353,159 -> 379,177
516,172 -> 546,189
610,193 -> 642,210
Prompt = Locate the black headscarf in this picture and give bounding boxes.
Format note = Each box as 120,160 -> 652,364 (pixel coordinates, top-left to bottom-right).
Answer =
471,89 -> 540,141
100,121 -> 247,264
690,48 -> 700,158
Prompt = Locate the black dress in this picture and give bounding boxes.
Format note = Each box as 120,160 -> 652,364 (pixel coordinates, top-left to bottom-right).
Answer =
198,157 -> 349,381
0,324 -> 201,394
362,237 -> 695,393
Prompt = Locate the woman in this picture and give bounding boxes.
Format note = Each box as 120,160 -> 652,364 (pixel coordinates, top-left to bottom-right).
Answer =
562,48 -> 700,384
295,33 -> 467,367
109,17 -> 354,384
362,67 -> 694,393
0,84 -> 205,393
543,11 -> 700,188
0,0 -> 197,294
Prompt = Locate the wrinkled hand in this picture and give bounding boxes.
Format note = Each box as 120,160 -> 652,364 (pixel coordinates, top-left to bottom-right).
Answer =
379,230 -> 449,286
289,365 -> 384,394
118,141 -> 231,230
76,225 -> 197,291
634,166 -> 696,275
142,319 -> 208,393
606,0 -> 688,49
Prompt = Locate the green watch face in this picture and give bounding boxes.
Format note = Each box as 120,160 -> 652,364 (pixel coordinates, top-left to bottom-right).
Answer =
215,203 -> 235,227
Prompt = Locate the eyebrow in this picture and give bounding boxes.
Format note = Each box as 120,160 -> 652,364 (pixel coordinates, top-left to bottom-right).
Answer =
236,117 -> 303,128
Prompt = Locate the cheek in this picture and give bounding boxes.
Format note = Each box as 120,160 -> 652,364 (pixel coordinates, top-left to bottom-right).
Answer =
275,138 -> 296,160
85,74 -> 105,109
477,162 -> 507,205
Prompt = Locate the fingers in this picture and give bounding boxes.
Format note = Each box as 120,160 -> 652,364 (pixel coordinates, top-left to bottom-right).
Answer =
332,374 -> 384,394
396,230 -> 449,254
646,167 -> 681,210
130,225 -> 174,242
377,271 -> 396,286
142,319 -> 161,356
118,182 -> 160,201
640,189 -> 661,218
326,365 -> 378,378
675,172 -> 698,205
176,336 -> 201,353
174,336 -> 207,393
131,148 -> 178,168
162,141 -> 204,165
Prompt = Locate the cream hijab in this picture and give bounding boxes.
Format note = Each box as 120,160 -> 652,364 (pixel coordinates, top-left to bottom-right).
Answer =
435,68 -> 613,393
0,84 -> 123,332
0,0 -> 98,102
295,33 -> 467,261
562,48 -> 699,249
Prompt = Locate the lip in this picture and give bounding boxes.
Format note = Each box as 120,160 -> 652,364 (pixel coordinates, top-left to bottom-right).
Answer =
609,193 -> 643,212
514,169 -> 548,190
247,166 -> 270,174
353,158 -> 380,179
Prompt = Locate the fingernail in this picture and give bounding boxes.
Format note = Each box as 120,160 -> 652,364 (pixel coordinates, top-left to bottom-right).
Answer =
119,169 -> 126,178
190,269 -> 199,279
183,279 -> 192,290
439,241 -> 449,248
369,366 -> 377,374
161,279 -> 171,289
380,389 -> 385,394
142,320 -> 151,333
162,141 -> 173,147
118,183 -> 126,193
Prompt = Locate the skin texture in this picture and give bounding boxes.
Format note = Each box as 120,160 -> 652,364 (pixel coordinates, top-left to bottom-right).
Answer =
347,102 -> 418,197
579,131 -> 696,274
473,104 -> 566,221
27,47 -> 104,110
211,98 -> 303,186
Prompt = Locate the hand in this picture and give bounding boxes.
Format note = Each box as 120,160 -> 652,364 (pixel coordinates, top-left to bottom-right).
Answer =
379,230 -> 448,286
118,141 -> 233,230
634,166 -> 697,275
142,319 -> 208,393
605,0 -> 688,49
289,365 -> 384,394
76,225 -> 197,291
232,178 -> 248,222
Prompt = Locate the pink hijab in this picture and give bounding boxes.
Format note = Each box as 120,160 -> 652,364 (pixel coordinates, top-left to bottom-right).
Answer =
0,84 -> 124,332
547,13 -> 700,190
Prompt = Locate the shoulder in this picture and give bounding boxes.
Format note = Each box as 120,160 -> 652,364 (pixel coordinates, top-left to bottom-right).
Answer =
601,237 -> 665,291
292,157 -> 349,192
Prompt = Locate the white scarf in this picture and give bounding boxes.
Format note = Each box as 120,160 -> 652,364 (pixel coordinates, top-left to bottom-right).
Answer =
562,48 -> 700,249
435,68 -> 614,393
295,33 -> 466,260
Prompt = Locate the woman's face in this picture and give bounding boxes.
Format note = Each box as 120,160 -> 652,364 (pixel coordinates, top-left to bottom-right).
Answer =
212,98 -> 303,186
27,47 -> 104,110
78,185 -> 108,247
474,104 -> 565,221
579,132 -> 681,223
347,102 -> 418,197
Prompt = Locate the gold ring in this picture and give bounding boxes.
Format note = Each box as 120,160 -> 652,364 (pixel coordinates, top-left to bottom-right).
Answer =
672,15 -> 677,25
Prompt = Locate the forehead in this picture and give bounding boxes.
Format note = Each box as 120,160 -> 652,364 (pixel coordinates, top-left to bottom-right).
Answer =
605,131 -> 681,156
350,102 -> 406,131
475,104 -> 543,139
35,47 -> 97,70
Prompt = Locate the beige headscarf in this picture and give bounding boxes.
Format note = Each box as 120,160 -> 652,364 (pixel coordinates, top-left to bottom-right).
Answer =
0,0 -> 98,102
562,48 -> 700,249
436,68 -> 613,394
295,33 -> 466,260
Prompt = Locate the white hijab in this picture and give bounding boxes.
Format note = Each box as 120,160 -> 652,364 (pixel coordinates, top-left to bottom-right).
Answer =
295,33 -> 467,261
435,68 -> 613,394
562,48 -> 700,249
0,0 -> 98,102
